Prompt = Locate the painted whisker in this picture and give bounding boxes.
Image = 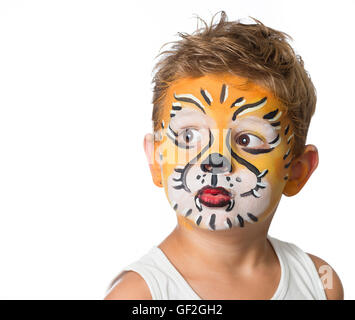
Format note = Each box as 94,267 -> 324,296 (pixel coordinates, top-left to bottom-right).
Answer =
196,215 -> 202,226
209,214 -> 216,230
225,217 -> 233,229
236,214 -> 244,227
247,213 -> 258,222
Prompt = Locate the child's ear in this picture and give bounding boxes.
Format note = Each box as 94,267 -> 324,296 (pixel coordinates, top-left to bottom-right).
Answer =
143,133 -> 163,188
283,144 -> 319,197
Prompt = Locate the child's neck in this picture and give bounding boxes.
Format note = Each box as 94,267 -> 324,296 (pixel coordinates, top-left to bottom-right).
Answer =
159,213 -> 275,276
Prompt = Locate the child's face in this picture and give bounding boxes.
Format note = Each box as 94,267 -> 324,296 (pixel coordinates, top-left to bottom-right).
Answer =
154,73 -> 295,231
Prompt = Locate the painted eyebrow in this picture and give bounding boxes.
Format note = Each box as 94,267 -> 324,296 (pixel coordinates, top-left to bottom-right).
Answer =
231,97 -> 268,121
174,93 -> 206,114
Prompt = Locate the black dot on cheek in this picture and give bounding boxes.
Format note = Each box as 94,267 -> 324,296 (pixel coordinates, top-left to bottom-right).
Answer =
201,179 -> 205,184
226,177 -> 231,181
196,175 -> 201,180
230,184 -> 234,187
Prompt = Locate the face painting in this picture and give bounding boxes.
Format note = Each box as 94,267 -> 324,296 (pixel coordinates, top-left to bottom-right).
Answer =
156,74 -> 295,231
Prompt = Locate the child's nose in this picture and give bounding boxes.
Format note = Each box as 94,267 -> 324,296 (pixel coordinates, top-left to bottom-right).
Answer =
200,153 -> 232,174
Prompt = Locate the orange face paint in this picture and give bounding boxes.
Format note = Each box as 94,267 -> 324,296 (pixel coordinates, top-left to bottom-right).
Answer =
155,73 -> 295,231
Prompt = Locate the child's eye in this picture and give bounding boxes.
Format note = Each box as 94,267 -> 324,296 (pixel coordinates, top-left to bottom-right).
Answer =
236,133 -> 264,148
178,128 -> 201,146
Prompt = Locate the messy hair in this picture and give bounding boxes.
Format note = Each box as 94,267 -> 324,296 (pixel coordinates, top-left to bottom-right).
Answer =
152,11 -> 316,158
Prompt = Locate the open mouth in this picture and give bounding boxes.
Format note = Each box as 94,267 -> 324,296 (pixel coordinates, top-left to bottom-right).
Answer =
197,186 -> 232,208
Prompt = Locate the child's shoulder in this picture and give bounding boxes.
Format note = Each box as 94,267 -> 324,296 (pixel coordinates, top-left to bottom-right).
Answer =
104,246 -> 161,300
104,270 -> 152,300
269,237 -> 344,300
306,253 -> 344,300
269,236 -> 343,299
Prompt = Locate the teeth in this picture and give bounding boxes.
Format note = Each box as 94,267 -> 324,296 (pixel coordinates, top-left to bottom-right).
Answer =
226,199 -> 235,212
194,196 -> 202,211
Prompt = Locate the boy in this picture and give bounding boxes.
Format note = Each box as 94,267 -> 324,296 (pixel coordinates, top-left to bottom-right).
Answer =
105,12 -> 343,300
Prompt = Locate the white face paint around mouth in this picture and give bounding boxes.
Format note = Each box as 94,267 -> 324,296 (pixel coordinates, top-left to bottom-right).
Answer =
166,163 -> 272,230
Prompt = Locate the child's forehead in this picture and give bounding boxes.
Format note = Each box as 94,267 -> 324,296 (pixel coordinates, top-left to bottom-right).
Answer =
166,73 -> 271,97
163,73 -> 287,120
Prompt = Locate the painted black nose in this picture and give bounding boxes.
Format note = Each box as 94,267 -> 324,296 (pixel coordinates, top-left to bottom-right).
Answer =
200,153 -> 232,174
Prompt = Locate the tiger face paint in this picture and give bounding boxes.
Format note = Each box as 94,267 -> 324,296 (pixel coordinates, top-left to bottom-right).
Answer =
155,73 -> 295,231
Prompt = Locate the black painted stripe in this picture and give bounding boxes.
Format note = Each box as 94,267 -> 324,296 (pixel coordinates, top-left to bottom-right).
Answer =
258,169 -> 268,179
172,105 -> 182,111
173,185 -> 185,190
232,97 -> 267,121
237,214 -> 244,227
287,135 -> 293,145
174,94 -> 206,114
194,195 -> 202,211
285,124 -> 290,135
220,84 -> 227,103
168,125 -> 178,136
247,213 -> 258,222
269,134 -> 279,145
242,147 -> 274,155
230,97 -> 245,108
225,129 -> 261,176
283,150 -> 290,160
263,109 -> 279,120
173,203 -> 178,210
226,200 -> 234,212
284,160 -> 292,169
196,215 -> 202,225
211,174 -> 217,187
200,89 -> 211,106
209,214 -> 216,230
240,190 -> 253,197
185,209 -> 192,217
271,121 -> 281,127
226,217 -> 232,229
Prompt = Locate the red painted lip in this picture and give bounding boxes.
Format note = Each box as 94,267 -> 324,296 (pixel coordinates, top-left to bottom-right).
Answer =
197,186 -> 232,207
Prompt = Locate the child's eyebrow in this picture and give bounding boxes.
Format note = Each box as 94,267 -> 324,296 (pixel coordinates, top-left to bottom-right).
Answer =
231,97 -> 268,120
173,93 -> 206,114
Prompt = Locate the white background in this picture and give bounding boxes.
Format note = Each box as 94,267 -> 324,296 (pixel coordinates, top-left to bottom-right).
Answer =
0,0 -> 354,299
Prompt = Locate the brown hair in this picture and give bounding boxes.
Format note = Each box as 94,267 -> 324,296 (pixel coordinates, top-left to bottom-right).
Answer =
152,11 -> 316,157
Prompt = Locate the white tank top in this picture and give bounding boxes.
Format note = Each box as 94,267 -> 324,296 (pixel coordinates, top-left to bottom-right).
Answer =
107,235 -> 327,300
